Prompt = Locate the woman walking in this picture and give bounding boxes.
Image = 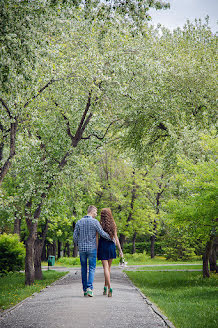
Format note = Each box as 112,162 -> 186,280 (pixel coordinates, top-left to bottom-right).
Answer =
97,208 -> 123,297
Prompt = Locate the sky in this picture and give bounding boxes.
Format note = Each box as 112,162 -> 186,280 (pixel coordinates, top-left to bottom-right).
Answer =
148,0 -> 218,33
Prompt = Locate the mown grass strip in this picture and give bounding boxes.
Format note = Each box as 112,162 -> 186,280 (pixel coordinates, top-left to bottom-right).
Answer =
0,270 -> 68,311
128,264 -> 202,271
42,255 -> 202,268
126,271 -> 218,328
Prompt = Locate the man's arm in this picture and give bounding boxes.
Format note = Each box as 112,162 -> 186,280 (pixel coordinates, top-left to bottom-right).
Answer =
73,222 -> 79,244
95,221 -> 111,240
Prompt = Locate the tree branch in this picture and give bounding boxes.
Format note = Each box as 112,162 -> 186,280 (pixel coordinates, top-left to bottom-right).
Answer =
0,120 -> 18,185
157,122 -> 168,131
78,113 -> 93,140
0,98 -> 12,119
24,78 -> 56,108
74,91 -> 92,134
95,137 -> 121,149
148,133 -> 169,146
59,151 -> 70,169
81,119 -> 120,141
61,113 -> 75,144
23,73 -> 77,108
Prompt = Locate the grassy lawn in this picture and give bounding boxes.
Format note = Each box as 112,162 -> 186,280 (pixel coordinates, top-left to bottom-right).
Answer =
0,270 -> 68,311
128,264 -> 202,271
42,254 -> 202,268
126,271 -> 218,328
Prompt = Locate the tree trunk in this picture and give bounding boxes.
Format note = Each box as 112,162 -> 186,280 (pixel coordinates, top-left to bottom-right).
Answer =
41,242 -> 47,262
73,243 -> 78,257
203,238 -> 214,278
66,242 -> 70,257
47,241 -> 56,256
119,234 -> 126,250
34,219 -> 49,280
52,241 -> 57,256
150,234 -> 156,259
150,175 -> 164,259
132,232 -> 137,254
25,200 -> 44,285
209,238 -> 218,273
14,216 -> 21,236
58,240 -> 62,259
25,219 -> 38,285
47,243 -> 52,256
0,121 -> 17,185
34,239 -> 43,280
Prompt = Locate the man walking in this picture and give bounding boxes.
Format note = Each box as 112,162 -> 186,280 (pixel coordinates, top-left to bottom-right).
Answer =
73,205 -> 111,297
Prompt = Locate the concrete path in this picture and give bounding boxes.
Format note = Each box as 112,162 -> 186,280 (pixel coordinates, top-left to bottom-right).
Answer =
0,267 -> 174,328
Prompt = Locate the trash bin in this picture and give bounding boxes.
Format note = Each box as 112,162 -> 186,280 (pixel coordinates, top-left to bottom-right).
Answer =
48,255 -> 55,266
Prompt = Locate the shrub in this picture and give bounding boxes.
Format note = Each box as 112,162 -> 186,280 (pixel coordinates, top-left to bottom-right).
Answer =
57,256 -> 121,266
162,228 -> 197,261
163,246 -> 196,261
124,252 -> 147,263
0,234 -> 25,275
57,257 -> 80,266
123,241 -> 164,255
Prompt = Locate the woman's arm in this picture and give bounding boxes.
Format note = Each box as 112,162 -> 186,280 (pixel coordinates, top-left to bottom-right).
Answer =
115,232 -> 123,258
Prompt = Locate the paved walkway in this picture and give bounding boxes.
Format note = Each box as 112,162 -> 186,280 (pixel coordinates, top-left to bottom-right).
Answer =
0,267 -> 174,328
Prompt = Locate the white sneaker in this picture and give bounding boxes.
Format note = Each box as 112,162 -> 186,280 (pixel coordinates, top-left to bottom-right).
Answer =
87,288 -> 93,297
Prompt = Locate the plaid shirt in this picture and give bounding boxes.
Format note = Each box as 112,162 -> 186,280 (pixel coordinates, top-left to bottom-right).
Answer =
73,215 -> 111,252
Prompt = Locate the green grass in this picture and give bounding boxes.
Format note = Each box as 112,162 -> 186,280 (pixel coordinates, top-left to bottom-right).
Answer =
0,270 -> 68,311
130,264 -> 202,271
126,271 -> 218,328
42,254 -> 202,268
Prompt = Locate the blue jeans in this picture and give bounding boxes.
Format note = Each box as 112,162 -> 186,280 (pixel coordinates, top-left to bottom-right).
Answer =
79,249 -> 97,291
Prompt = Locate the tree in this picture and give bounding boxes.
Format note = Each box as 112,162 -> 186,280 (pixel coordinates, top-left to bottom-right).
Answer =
0,0 -> 170,184
120,19 -> 217,164
1,10 -> 140,284
0,0 -> 69,184
166,133 -> 217,277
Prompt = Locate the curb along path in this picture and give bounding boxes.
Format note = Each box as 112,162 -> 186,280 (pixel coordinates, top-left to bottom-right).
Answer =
0,267 -> 175,328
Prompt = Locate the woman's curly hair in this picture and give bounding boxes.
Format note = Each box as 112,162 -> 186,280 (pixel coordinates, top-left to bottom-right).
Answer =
100,208 -> 117,239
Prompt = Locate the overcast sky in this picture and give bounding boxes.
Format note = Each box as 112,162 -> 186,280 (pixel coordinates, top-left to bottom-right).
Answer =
148,0 -> 218,33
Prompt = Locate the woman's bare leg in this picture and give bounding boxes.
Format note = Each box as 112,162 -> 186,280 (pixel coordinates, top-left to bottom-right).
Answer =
102,260 -> 110,289
108,259 -> 113,274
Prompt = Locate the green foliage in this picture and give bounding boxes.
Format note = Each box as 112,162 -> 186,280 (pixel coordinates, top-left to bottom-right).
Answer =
57,256 -> 121,266
166,133 -> 218,247
0,3 -> 217,280
123,241 -> 164,255
57,256 -> 80,266
164,246 -> 196,261
121,19 -> 217,165
124,252 -> 147,263
0,234 -> 25,275
162,228 -> 196,261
